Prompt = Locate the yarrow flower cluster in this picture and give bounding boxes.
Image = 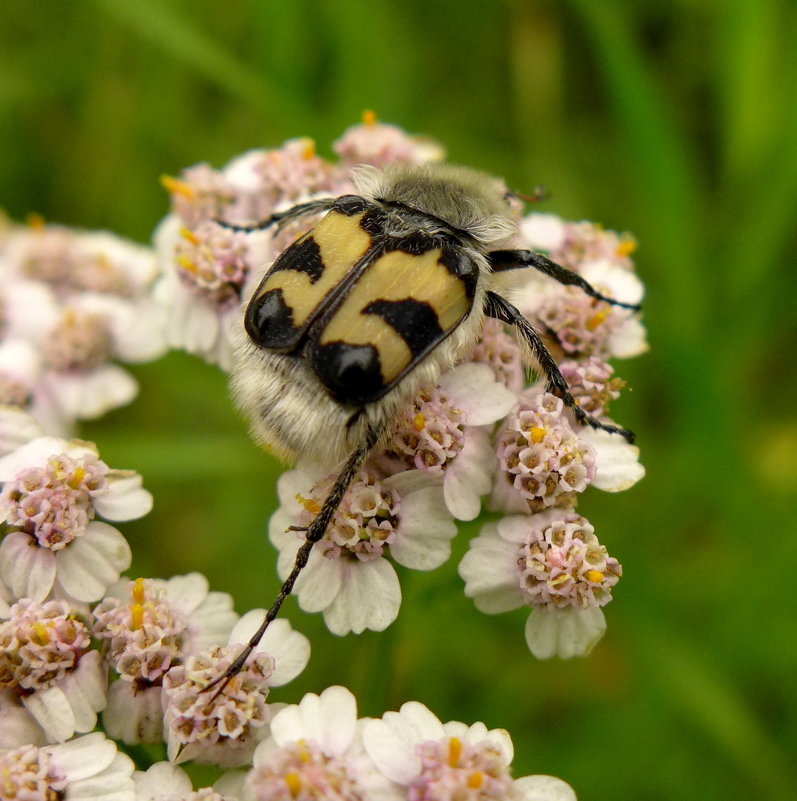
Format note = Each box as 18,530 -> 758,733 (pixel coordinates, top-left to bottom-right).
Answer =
0,222 -> 167,434
0,117 -> 646,798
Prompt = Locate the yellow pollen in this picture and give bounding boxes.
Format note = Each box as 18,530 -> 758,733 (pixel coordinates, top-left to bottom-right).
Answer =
297,740 -> 311,763
64,619 -> 77,644
362,109 -> 377,126
32,621 -> 50,645
299,137 -> 316,160
160,174 -> 195,200
616,236 -> 637,257
177,256 -> 197,274
530,426 -> 546,444
448,736 -> 462,767
179,226 -> 200,245
413,412 -> 426,430
586,310 -> 607,331
584,569 -> 604,583
26,212 -> 46,229
284,772 -> 302,797
131,603 -> 144,631
296,493 -> 322,516
468,771 -> 484,789
132,577 -> 146,604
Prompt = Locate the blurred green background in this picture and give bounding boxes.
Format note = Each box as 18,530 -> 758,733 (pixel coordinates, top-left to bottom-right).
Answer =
2,1 -> 796,799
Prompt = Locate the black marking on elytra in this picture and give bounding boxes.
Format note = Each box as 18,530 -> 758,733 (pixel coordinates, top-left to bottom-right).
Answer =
270,236 -> 324,284
363,298 -> 443,357
313,341 -> 384,404
245,288 -> 297,350
332,194 -> 370,216
440,243 -> 479,299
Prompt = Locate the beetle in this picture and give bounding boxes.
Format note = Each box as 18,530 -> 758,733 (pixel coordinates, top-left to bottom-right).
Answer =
218,162 -> 639,684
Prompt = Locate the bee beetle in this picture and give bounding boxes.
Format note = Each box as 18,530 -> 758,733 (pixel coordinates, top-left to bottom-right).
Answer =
220,162 -> 639,683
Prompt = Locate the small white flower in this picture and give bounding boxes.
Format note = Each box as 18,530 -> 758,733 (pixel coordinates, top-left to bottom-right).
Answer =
0,437 -> 150,603
1,598 -> 107,742
380,363 -> 517,521
459,512 -> 621,659
248,685 -> 400,801
94,573 -> 239,745
161,612 -> 309,767
0,732 -> 135,801
270,467 -> 456,635
363,700 -> 575,800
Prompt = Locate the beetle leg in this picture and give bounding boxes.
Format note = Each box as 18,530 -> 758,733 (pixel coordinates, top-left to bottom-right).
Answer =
214,197 -> 336,233
484,290 -> 635,443
205,424 -> 381,695
488,249 -> 641,311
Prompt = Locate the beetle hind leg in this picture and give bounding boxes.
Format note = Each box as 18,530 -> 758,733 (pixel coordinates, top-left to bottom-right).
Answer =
484,291 -> 635,444
488,249 -> 641,312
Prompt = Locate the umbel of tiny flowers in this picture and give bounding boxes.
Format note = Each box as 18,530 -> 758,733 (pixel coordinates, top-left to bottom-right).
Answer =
0,597 -> 106,743
459,511 -> 622,659
269,466 -> 457,636
0,732 -> 136,801
363,698 -> 577,800
0,223 -> 167,434
161,610 -> 310,767
92,573 -> 239,745
0,436 -> 151,603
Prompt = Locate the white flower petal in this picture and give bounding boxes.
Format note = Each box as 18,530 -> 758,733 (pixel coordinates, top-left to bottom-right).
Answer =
323,559 -> 400,635
0,701 -> 47,748
293,553 -> 343,612
0,531 -> 55,602
438,363 -> 518,425
524,606 -> 606,659
23,686 -> 77,742
66,752 -> 135,801
442,429 -> 495,521
520,213 -> 567,252
580,427 -> 645,492
271,686 -> 356,757
133,762 -> 193,801
93,474 -> 153,521
364,702 -> 445,784
51,731 -> 119,780
103,681 -> 163,745
54,522 -> 131,602
458,527 -> 525,614
514,774 -> 578,801
607,316 -> 649,358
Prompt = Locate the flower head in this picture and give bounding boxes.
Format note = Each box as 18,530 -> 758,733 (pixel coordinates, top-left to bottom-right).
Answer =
493,390 -> 597,514
270,468 -> 455,635
459,511 -> 622,658
248,685 -> 398,801
363,700 -> 575,800
0,732 -> 135,801
0,437 -> 149,602
161,612 -> 309,766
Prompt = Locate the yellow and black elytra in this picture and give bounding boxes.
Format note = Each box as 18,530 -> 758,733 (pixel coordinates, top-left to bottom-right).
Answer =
208,162 -> 641,693
245,194 -> 478,405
